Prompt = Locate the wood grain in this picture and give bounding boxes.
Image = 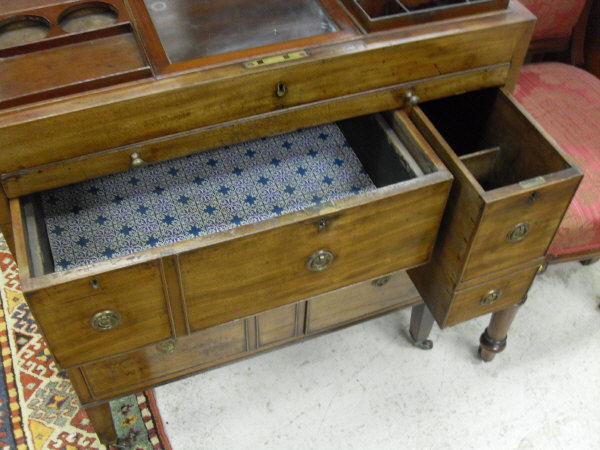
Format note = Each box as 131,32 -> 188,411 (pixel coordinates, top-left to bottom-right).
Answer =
2,64 -> 508,198
182,177 -> 450,331
306,270 -> 419,333
0,13 -> 530,173
25,260 -> 173,368
256,303 -> 301,347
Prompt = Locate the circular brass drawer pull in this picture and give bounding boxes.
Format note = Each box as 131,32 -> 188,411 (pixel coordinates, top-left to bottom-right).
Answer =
306,249 -> 334,272
157,339 -> 177,354
506,222 -> 530,242
480,289 -> 502,306
90,310 -> 121,331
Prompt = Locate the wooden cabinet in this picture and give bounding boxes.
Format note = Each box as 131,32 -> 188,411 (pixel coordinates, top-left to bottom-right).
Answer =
0,0 -> 571,444
408,88 -> 582,326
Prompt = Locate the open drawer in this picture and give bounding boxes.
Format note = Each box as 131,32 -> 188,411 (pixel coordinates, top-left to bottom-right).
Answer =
11,112 -> 451,368
408,87 -> 582,327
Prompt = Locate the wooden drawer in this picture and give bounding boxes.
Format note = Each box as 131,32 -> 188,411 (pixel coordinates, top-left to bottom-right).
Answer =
410,88 -> 582,283
11,112 -> 451,365
444,263 -> 539,327
306,270 -> 419,334
23,261 -> 172,368
81,319 -> 249,399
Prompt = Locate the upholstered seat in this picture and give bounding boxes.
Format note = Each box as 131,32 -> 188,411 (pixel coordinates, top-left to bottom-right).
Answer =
514,63 -> 600,260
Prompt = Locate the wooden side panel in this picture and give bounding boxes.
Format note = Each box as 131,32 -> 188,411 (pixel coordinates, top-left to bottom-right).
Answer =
256,303 -> 301,347
82,320 -> 248,398
181,178 -> 450,331
306,270 -> 419,334
26,261 -> 172,368
0,186 -> 14,254
444,264 -> 539,327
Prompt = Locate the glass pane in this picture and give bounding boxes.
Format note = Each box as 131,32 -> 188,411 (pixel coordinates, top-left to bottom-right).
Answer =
143,0 -> 339,63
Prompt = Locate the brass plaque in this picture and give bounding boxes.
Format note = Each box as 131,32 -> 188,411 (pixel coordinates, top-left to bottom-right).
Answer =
244,51 -> 310,69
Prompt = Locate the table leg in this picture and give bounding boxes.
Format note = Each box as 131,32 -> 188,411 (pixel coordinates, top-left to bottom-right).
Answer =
85,403 -> 118,447
478,301 -> 522,362
409,303 -> 434,350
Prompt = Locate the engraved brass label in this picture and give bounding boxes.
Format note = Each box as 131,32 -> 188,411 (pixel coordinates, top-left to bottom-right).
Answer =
519,176 -> 545,189
480,289 -> 502,306
90,310 -> 121,331
506,222 -> 530,242
306,249 -> 334,272
244,50 -> 309,68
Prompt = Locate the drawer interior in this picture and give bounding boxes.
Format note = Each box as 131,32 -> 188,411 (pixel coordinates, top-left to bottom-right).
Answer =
18,113 -> 437,277
419,88 -> 571,191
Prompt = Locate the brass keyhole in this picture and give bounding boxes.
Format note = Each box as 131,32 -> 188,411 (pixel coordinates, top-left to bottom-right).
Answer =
306,249 -> 334,272
276,82 -> 287,98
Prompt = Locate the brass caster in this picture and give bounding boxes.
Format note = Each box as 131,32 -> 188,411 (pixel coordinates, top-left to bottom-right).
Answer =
110,438 -> 131,450
409,331 -> 433,350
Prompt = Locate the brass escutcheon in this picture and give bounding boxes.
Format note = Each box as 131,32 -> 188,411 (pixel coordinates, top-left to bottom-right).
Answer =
480,289 -> 502,306
90,310 -> 121,331
371,276 -> 390,288
506,222 -> 530,242
156,339 -> 177,354
306,249 -> 334,272
276,82 -> 287,98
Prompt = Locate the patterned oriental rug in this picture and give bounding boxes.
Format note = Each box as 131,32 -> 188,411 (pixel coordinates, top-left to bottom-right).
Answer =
0,236 -> 172,450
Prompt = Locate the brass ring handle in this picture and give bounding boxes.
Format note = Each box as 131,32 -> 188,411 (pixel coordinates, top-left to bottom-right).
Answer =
90,310 -> 121,331
130,152 -> 145,168
156,339 -> 177,354
306,249 -> 334,272
405,90 -> 420,107
480,289 -> 502,306
506,222 -> 530,242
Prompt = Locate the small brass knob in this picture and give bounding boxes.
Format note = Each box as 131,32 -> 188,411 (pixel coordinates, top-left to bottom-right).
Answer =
90,310 -> 121,331
156,339 -> 177,354
372,276 -> 390,288
506,222 -> 530,242
480,289 -> 502,306
306,249 -> 334,272
130,152 -> 145,168
276,82 -> 287,98
405,90 -> 420,107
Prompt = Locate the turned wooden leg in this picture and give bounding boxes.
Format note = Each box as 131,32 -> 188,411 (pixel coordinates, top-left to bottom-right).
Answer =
85,403 -> 118,447
478,301 -> 523,362
409,303 -> 434,350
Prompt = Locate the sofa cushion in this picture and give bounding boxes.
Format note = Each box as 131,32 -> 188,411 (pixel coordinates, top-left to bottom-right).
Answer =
514,62 -> 600,258
520,0 -> 587,41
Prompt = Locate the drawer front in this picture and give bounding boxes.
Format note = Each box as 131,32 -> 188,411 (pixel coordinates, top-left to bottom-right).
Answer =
463,178 -> 579,280
256,303 -> 302,348
181,179 -> 449,331
82,320 -> 248,398
26,261 -> 172,368
306,270 -> 419,334
444,265 -> 539,327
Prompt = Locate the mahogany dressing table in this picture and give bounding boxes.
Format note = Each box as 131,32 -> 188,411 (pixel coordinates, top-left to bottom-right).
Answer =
0,0 -> 582,445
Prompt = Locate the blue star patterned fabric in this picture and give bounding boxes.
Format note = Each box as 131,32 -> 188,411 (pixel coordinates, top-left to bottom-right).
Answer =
41,124 -> 375,271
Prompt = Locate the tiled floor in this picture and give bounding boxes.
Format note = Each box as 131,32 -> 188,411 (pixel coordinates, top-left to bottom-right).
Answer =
155,261 -> 600,450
